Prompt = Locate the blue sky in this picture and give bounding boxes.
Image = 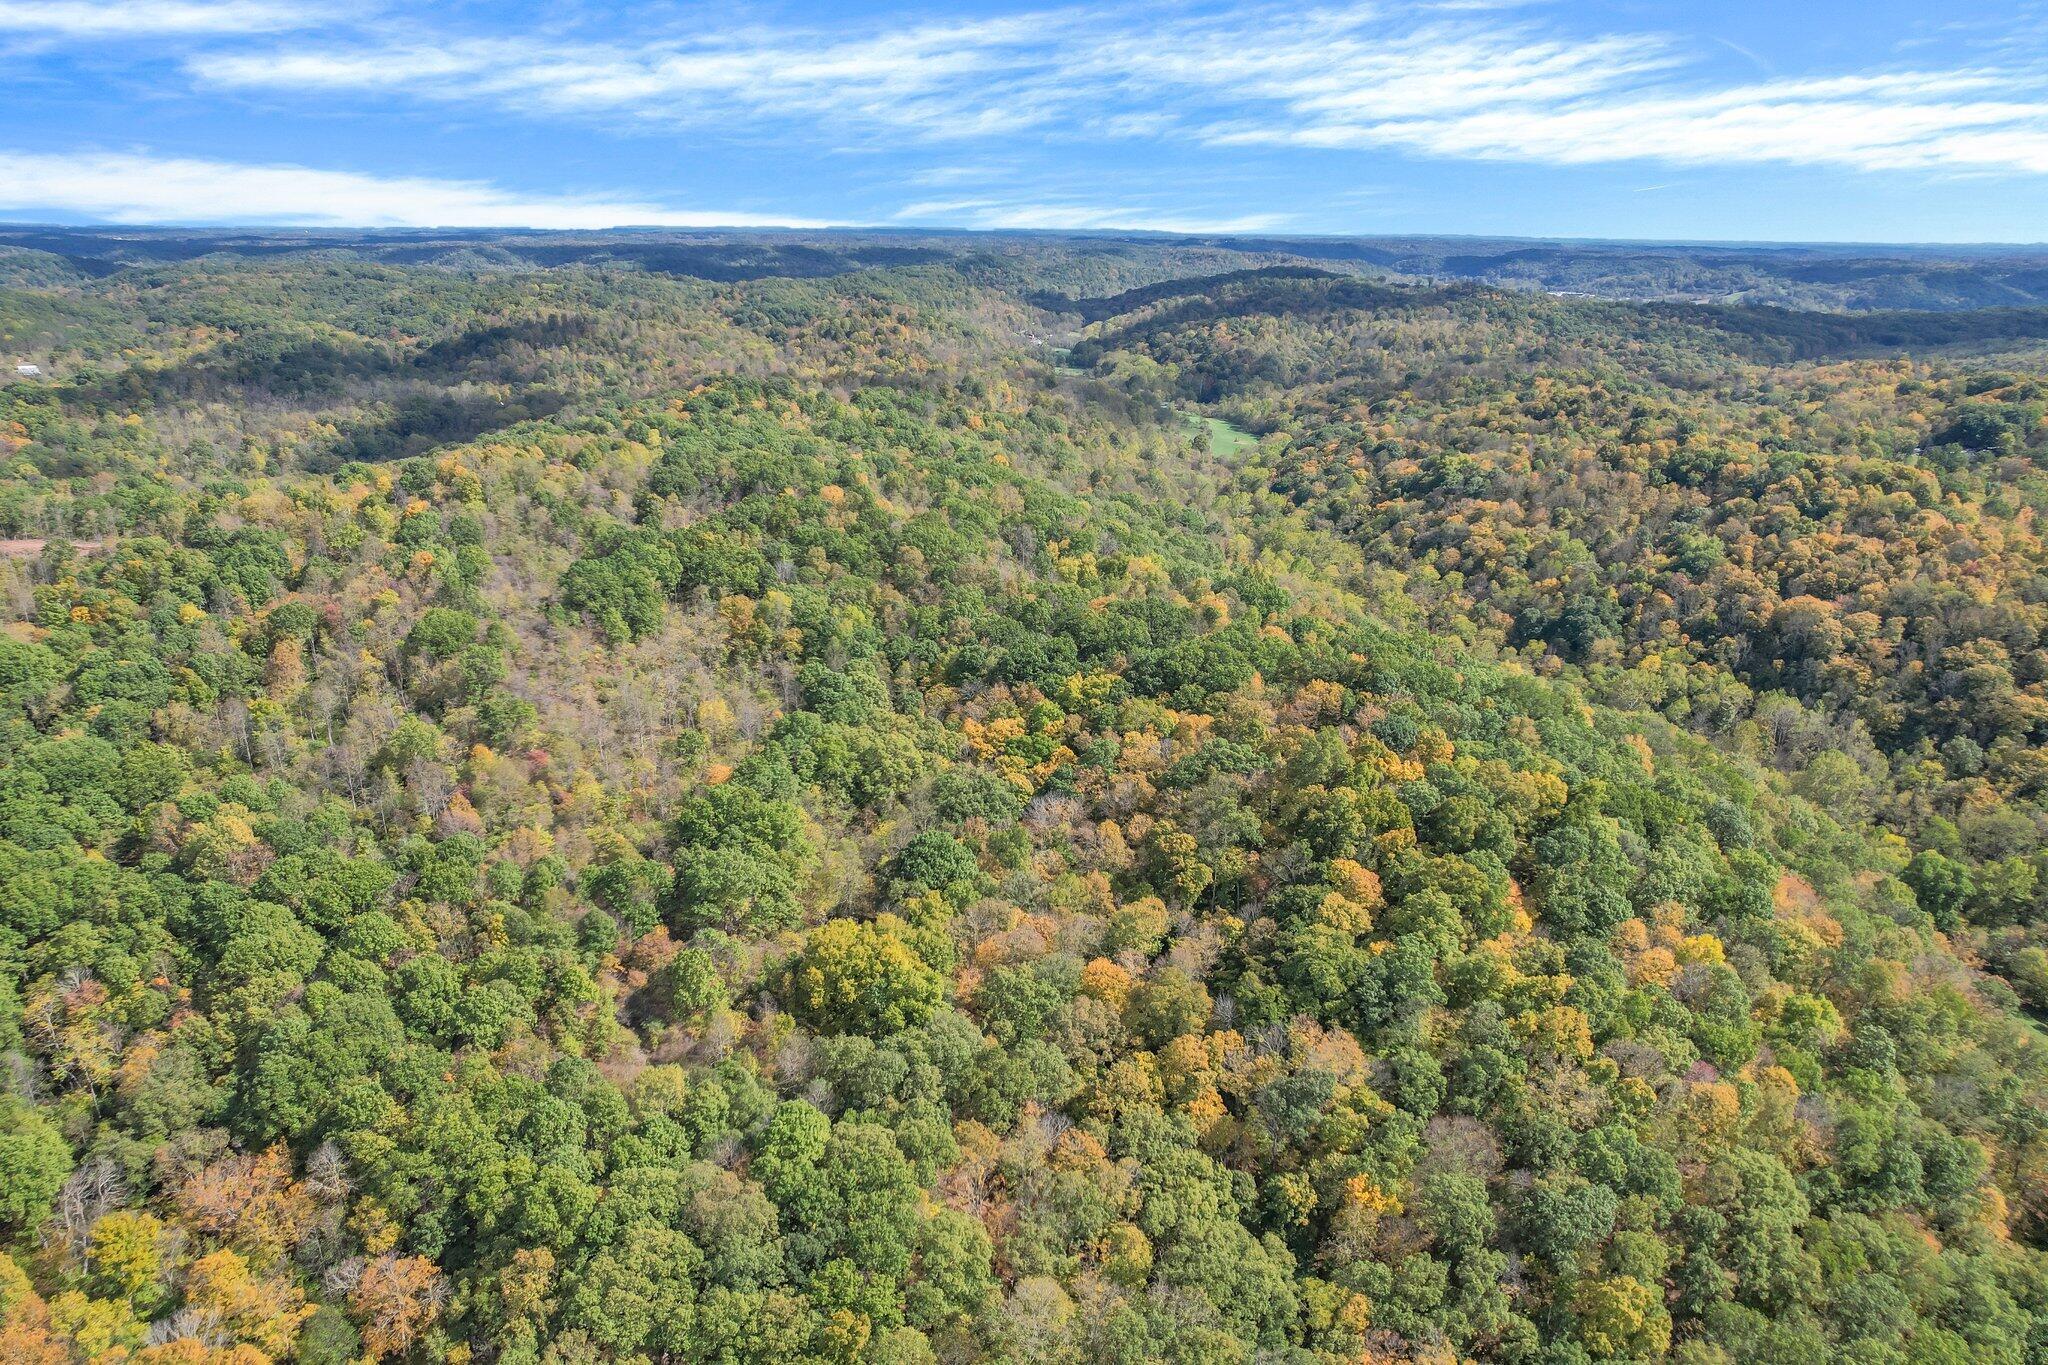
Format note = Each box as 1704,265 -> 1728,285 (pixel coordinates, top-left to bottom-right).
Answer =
5,0 -> 2048,243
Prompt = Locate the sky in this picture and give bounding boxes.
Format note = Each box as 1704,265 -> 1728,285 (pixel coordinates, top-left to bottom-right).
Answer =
5,0 -> 2048,243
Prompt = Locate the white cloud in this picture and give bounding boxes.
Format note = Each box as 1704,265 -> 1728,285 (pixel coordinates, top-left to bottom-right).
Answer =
0,1 -> 316,34
176,2 -> 2048,179
0,149 -> 828,228
7,0 -> 2044,200
191,17 -> 1064,137
1079,15 -> 2048,176
893,198 -> 1291,235
1082,16 -> 1679,122
194,42 -> 487,87
1216,71 -> 2048,175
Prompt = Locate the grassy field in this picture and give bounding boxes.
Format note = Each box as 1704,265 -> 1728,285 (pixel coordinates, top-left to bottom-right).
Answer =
1193,412 -> 1258,457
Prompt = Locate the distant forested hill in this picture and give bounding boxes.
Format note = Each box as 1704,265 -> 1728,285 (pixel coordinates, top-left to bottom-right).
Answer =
9,224 -> 2048,309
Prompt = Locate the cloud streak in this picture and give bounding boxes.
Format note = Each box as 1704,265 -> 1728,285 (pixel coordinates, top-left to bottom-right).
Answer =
0,1 -> 317,35
0,150 -> 827,229
169,3 -> 2048,179
191,17 -> 1062,138
893,197 -> 1291,235
1210,67 -> 2048,175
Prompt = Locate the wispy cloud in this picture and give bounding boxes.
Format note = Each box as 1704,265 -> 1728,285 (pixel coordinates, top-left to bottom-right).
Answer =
170,3 -> 2048,179
1094,18 -> 1680,124
0,1 -> 318,35
0,149 -> 827,228
1211,67 -> 2048,175
893,197 -> 1290,234
191,17 -> 1063,138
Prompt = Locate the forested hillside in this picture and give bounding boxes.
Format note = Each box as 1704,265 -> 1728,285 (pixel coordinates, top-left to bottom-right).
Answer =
3,237 -> 2048,1365
1075,270 -> 2048,1022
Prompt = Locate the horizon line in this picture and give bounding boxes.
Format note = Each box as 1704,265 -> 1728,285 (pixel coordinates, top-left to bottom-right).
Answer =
5,219 -> 2048,252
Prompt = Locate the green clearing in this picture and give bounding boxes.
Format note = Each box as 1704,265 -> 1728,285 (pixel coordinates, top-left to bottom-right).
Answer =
1189,412 -> 1258,457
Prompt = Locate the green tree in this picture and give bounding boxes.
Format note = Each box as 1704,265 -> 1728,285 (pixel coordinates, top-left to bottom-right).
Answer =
0,1100 -> 71,1235
563,1225 -> 703,1357
789,916 -> 945,1037
669,784 -> 817,933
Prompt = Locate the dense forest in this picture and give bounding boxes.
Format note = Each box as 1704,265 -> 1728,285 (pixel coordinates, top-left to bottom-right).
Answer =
3,230 -> 2048,1364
